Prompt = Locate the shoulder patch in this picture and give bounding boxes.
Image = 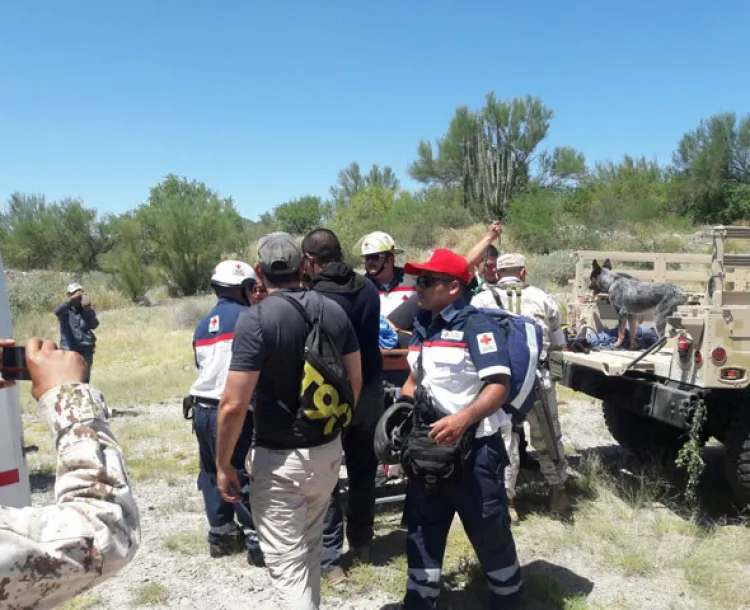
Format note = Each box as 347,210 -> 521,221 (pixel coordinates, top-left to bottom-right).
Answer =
441,329 -> 464,341
209,315 -> 220,333
476,332 -> 497,354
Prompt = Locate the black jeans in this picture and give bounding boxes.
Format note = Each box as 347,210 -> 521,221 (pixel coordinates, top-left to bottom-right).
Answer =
321,381 -> 384,568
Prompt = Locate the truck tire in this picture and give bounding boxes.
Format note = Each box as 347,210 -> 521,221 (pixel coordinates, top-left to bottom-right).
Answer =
602,401 -> 686,461
724,412 -> 750,507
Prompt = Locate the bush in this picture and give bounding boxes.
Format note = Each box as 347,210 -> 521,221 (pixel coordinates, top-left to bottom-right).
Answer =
6,270 -> 130,318
526,250 -> 576,290
172,295 -> 214,330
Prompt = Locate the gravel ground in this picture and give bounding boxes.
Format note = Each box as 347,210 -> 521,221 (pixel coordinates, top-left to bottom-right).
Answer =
31,396 -> 734,610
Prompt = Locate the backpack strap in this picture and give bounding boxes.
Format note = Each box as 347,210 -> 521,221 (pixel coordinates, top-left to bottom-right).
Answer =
271,290 -> 321,328
487,285 -> 504,309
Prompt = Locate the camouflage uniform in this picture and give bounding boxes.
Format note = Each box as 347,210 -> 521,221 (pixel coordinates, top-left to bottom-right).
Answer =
471,268 -> 569,500
0,383 -> 140,609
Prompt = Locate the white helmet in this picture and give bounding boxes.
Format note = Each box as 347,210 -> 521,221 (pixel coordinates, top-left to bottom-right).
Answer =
210,260 -> 257,288
360,231 -> 403,256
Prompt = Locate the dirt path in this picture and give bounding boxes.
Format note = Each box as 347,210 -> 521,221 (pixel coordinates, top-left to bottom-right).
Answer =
33,397 -> 748,610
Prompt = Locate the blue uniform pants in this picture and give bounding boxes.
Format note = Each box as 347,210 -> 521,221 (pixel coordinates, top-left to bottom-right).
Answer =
193,404 -> 259,552
402,432 -> 522,609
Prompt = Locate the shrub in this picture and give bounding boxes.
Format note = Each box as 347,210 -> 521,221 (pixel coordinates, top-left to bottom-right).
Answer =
6,270 -> 130,318
526,250 -> 576,290
172,295 -> 214,330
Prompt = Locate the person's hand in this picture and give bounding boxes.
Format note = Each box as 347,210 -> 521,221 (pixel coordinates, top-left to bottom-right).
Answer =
25,338 -> 87,400
487,220 -> 503,240
217,464 -> 242,503
0,339 -> 16,390
429,411 -> 472,446
81,292 -> 91,308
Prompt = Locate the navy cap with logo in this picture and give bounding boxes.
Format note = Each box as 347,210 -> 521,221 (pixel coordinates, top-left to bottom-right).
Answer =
257,231 -> 304,275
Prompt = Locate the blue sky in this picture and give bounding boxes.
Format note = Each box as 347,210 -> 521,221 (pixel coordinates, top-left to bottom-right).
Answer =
0,0 -> 747,221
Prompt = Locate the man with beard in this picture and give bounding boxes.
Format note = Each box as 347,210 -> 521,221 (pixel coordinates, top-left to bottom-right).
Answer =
302,228 -> 383,584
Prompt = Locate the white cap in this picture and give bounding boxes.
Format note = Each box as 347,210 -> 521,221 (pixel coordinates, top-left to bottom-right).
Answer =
210,260 -> 257,288
360,231 -> 403,256
67,282 -> 83,294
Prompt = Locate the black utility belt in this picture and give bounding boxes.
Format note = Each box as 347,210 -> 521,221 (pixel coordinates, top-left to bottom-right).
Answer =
191,396 -> 220,407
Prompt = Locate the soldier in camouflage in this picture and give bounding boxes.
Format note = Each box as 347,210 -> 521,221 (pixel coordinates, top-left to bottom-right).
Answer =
0,337 -> 140,610
471,253 -> 573,521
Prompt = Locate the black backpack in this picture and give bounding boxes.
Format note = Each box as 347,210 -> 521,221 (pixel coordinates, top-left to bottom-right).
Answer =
272,291 -> 355,445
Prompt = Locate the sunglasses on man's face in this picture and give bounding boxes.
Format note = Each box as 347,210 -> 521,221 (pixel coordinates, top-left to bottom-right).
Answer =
415,275 -> 455,289
364,253 -> 386,263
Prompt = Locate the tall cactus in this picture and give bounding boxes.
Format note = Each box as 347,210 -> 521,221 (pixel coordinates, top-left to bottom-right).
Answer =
459,94 -> 553,219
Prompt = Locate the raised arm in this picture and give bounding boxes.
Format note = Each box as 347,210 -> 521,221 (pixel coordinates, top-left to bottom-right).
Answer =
465,221 -> 502,271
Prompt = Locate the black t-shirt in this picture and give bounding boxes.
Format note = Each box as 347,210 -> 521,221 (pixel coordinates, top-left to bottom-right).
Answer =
229,288 -> 359,449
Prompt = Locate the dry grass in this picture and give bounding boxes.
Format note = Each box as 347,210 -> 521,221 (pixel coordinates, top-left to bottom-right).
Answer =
130,582 -> 169,607
163,530 -> 206,555
57,594 -> 103,610
15,297 -> 201,414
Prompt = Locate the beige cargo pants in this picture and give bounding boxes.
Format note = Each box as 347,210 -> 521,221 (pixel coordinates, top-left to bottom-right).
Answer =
501,371 -> 568,499
248,436 -> 342,610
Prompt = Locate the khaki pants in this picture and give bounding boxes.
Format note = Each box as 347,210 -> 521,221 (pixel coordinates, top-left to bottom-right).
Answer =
248,436 -> 342,610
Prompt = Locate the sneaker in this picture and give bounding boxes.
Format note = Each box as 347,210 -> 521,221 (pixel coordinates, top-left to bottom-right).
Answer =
323,566 -> 347,586
209,533 -> 245,558
247,547 -> 265,568
350,545 -> 371,564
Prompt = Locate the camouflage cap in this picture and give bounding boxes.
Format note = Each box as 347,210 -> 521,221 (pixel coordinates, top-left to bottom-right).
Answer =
496,253 -> 526,269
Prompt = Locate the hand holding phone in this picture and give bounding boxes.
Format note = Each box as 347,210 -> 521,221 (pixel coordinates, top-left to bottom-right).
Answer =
1,345 -> 30,381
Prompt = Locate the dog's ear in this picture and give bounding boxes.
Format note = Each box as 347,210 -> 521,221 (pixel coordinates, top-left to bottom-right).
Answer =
603,259 -> 612,270
592,259 -> 600,271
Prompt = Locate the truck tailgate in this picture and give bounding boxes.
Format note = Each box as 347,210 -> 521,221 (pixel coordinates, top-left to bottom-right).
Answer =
563,349 -> 674,376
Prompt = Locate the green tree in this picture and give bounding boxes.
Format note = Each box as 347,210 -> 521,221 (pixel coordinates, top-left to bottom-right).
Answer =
139,174 -> 245,296
272,195 -> 328,235
53,198 -> 112,273
0,193 -> 61,269
329,162 -> 400,207
672,112 -> 750,223
99,214 -> 154,301
409,93 -> 575,219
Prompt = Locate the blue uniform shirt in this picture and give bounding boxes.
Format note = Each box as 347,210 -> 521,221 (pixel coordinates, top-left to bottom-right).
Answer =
190,297 -> 247,402
407,296 -> 512,437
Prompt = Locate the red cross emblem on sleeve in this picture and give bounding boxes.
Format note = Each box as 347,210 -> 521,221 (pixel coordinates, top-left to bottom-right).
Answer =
477,332 -> 497,354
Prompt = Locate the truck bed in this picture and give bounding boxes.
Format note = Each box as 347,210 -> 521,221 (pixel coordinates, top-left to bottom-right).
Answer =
563,347 -> 675,377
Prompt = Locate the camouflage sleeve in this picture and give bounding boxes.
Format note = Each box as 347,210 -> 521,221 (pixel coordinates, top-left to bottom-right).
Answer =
0,384 -> 140,610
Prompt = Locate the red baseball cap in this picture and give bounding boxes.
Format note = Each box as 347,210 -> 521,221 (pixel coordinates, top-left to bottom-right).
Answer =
404,249 -> 471,284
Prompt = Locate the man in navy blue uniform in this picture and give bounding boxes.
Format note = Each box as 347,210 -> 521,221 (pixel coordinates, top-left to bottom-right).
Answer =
386,248 -> 522,610
188,260 -> 263,565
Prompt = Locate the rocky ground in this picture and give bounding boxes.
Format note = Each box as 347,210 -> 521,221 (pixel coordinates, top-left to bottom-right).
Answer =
33,395 -> 750,610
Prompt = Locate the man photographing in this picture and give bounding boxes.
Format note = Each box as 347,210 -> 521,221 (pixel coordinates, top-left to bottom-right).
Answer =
53,282 -> 99,382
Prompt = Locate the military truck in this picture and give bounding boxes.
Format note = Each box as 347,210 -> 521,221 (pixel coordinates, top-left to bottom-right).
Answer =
559,225 -> 750,508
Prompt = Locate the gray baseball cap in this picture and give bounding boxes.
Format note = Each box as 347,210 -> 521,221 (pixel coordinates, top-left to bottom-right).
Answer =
257,232 -> 304,275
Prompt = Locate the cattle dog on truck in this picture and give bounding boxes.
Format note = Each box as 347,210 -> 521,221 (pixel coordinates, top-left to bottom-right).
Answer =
589,259 -> 687,350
